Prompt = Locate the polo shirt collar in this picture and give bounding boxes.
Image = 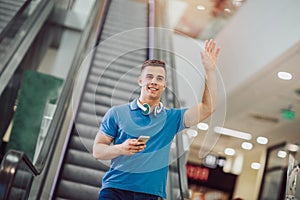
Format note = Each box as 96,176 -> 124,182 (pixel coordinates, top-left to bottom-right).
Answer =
129,98 -> 139,110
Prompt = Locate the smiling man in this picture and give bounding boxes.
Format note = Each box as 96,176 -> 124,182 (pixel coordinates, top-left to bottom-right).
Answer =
93,39 -> 220,200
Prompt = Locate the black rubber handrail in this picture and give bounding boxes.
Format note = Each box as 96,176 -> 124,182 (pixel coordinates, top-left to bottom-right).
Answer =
0,150 -> 37,200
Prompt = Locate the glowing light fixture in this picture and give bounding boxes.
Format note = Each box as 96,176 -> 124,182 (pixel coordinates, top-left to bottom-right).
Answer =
241,142 -> 253,150
214,126 -> 252,140
197,122 -> 209,130
277,150 -> 287,158
197,5 -> 206,11
251,162 -> 261,170
256,136 -> 268,145
224,8 -> 231,13
277,71 -> 292,80
224,148 -> 235,156
186,129 -> 198,137
286,144 -> 299,152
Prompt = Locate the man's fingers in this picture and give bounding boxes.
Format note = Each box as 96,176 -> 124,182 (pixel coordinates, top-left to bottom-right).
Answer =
215,47 -> 221,58
211,40 -> 216,52
204,40 -> 208,51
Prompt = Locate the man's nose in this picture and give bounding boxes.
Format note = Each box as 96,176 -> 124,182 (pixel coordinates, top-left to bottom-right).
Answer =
150,78 -> 157,84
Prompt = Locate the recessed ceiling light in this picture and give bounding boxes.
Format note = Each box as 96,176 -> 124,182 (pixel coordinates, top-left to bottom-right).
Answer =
286,144 -> 299,152
224,8 -> 231,13
256,136 -> 268,145
196,5 -> 206,11
241,142 -> 253,150
186,129 -> 198,138
197,122 -> 209,130
277,71 -> 292,80
224,148 -> 235,156
233,0 -> 244,7
251,162 -> 261,170
214,126 -> 252,140
277,150 -> 287,158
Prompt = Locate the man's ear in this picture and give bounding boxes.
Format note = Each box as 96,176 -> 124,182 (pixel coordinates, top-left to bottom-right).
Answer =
163,81 -> 167,90
138,76 -> 143,86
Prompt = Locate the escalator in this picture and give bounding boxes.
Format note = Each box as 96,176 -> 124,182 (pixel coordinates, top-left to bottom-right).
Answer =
0,0 -> 190,199
0,0 -> 30,35
0,0 -> 33,71
52,0 -> 148,199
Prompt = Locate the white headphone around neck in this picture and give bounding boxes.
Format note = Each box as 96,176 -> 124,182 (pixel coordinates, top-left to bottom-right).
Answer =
137,100 -> 163,117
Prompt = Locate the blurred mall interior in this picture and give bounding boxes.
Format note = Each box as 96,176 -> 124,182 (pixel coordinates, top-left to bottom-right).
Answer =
0,0 -> 299,199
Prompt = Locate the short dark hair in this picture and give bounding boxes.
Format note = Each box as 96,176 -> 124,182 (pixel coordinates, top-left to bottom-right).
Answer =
141,59 -> 166,73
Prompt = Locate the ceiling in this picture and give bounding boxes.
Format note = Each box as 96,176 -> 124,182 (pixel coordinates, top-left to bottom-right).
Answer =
173,0 -> 244,40
169,0 -> 300,168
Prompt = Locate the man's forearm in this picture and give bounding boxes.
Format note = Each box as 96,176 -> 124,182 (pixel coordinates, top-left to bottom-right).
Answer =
202,70 -> 217,112
93,143 -> 122,160
184,70 -> 217,127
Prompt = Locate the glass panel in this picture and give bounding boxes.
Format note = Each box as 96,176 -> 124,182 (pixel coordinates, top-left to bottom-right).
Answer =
267,146 -> 289,169
0,0 -> 98,165
260,169 -> 284,200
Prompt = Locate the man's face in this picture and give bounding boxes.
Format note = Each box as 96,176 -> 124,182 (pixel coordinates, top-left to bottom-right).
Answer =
138,66 -> 166,100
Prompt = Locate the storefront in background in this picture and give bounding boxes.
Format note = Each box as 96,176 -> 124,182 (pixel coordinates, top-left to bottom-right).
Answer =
186,161 -> 237,200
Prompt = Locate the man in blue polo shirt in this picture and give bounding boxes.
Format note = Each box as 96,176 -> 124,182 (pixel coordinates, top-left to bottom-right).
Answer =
93,39 -> 221,200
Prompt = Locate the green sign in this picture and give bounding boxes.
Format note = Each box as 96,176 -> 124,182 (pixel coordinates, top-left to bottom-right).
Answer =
282,109 -> 295,120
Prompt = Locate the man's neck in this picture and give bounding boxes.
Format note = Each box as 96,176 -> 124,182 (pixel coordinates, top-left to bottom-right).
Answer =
138,97 -> 160,108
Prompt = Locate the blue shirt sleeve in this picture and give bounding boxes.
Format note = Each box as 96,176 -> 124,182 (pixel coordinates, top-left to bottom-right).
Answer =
100,107 -> 118,138
176,108 -> 188,133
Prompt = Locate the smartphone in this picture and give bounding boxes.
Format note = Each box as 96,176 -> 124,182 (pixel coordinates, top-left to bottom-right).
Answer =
137,135 -> 150,144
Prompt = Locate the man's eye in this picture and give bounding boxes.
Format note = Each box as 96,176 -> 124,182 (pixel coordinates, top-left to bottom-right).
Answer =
146,75 -> 153,79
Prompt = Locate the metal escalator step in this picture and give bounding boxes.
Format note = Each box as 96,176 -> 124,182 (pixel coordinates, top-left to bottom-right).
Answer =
64,149 -> 109,172
88,73 -> 137,86
8,187 -> 27,200
87,83 -> 140,101
94,50 -> 146,64
69,133 -> 94,152
84,89 -> 130,104
103,18 -> 147,31
59,164 -> 105,187
87,83 -> 139,101
89,67 -> 138,85
0,0 -> 26,7
0,3 -> 20,12
98,32 -> 147,44
89,65 -> 137,80
96,34 -> 147,50
99,33 -> 147,47
79,101 -> 110,116
70,122 -> 100,141
91,59 -> 142,75
96,42 -> 147,56
76,111 -> 101,128
55,179 -> 100,200
83,92 -> 129,106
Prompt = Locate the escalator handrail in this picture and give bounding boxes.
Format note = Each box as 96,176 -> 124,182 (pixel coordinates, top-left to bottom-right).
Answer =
0,149 -> 38,200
